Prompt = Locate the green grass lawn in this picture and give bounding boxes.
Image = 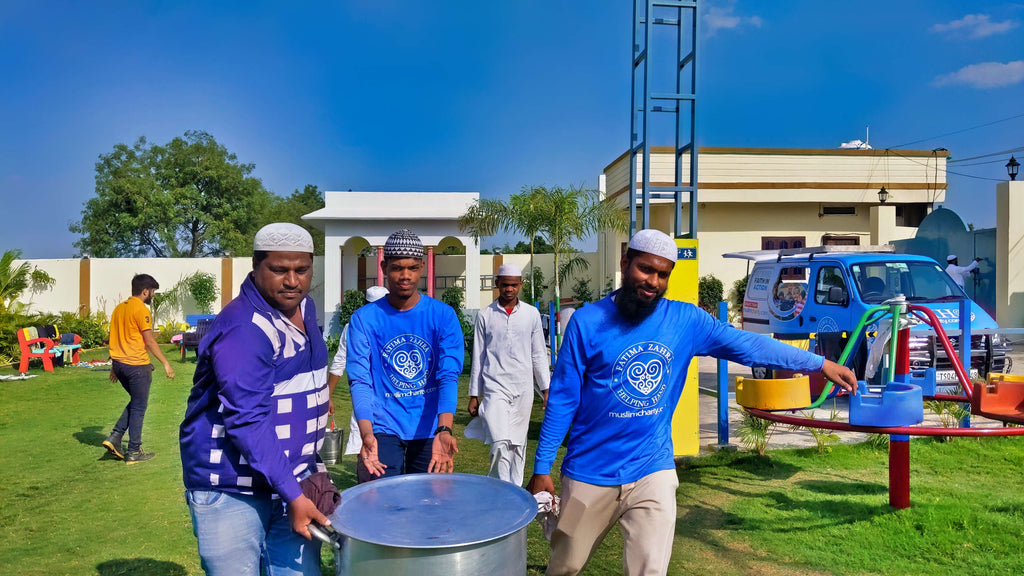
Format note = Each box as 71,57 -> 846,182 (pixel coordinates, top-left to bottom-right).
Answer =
3,348 -> 1024,575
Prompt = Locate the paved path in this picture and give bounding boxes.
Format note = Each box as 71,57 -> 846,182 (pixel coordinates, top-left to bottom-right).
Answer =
694,342 -> 1024,452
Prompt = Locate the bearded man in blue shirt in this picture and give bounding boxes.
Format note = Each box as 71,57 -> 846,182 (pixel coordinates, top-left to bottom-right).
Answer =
528,229 -> 858,576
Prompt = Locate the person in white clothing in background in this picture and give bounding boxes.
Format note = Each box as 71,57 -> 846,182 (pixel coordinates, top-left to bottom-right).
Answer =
944,254 -> 983,289
468,263 -> 551,486
326,285 -> 389,482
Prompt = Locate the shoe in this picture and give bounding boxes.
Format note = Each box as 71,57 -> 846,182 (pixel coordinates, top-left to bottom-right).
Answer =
102,434 -> 124,459
125,448 -> 155,465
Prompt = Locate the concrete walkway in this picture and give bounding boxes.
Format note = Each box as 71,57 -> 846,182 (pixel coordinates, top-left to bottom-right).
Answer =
693,343 -> 1024,452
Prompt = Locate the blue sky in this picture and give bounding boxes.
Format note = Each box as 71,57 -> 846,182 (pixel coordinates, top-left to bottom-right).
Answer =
1,1 -> 1022,258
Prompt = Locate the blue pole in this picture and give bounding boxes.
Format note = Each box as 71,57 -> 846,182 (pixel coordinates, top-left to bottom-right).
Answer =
717,301 -> 729,445
549,301 -> 557,366
959,298 -> 971,428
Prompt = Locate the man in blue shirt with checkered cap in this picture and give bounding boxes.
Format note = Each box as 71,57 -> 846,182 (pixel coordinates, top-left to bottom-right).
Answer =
346,228 -> 464,480
528,228 -> 858,576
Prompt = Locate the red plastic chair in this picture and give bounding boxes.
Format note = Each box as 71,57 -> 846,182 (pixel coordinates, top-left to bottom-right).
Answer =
17,326 -> 81,373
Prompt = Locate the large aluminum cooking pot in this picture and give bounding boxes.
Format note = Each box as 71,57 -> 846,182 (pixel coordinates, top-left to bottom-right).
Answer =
311,473 -> 536,576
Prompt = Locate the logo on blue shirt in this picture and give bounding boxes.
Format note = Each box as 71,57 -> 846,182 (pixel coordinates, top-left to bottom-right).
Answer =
610,341 -> 673,411
381,334 -> 433,391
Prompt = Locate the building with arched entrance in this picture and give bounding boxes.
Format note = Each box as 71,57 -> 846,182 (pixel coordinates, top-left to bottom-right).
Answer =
303,191 -> 481,333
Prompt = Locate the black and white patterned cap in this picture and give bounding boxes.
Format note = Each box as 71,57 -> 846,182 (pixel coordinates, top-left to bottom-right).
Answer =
383,228 -> 424,260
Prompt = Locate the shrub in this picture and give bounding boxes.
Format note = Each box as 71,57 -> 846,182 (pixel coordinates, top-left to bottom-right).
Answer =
698,274 -> 724,315
729,275 -> 749,323
186,272 -> 219,314
521,267 -> 546,306
155,321 -> 187,344
734,407 -> 777,456
0,308 -> 33,365
572,278 -> 594,304
338,290 -> 366,327
56,311 -> 110,349
440,285 -> 474,356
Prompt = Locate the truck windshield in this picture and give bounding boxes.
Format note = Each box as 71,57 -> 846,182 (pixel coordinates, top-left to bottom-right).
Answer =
850,261 -> 965,304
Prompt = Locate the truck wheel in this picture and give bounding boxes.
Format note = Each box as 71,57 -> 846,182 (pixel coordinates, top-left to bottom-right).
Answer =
752,366 -> 774,379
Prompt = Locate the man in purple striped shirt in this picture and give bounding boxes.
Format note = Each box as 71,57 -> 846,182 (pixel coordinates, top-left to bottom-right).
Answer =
179,223 -> 331,576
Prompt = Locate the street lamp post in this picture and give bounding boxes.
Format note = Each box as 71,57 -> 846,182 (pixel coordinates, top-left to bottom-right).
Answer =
1007,155 -> 1020,181
878,186 -> 890,204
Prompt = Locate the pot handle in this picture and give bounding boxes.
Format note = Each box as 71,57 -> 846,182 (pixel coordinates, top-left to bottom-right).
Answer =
309,521 -> 345,551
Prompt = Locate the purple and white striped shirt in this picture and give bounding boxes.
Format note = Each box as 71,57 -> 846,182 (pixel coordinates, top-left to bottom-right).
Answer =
180,274 -> 329,503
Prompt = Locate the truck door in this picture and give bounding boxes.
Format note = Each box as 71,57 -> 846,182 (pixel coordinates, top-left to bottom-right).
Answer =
806,263 -> 856,369
765,264 -> 809,335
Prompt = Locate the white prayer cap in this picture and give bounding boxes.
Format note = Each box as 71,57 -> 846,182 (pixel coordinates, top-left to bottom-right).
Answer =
628,229 -> 677,263
366,286 -> 389,302
496,263 -> 522,277
947,254 -> 957,262
253,223 -> 314,253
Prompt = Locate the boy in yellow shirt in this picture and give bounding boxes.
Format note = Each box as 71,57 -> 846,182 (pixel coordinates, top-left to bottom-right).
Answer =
103,274 -> 175,464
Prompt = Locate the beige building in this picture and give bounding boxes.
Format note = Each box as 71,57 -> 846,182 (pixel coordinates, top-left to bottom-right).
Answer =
597,146 -> 949,295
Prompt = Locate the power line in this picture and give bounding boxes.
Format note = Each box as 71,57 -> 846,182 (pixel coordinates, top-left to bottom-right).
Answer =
954,157 -> 1019,168
948,145 -> 1024,164
888,149 -> 1006,182
889,112 -> 1024,149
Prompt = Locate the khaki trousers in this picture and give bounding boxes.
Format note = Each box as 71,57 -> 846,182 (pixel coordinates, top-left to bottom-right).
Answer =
546,468 -> 679,576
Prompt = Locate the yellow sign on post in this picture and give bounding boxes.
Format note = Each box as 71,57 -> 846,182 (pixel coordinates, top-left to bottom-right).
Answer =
664,238 -> 700,456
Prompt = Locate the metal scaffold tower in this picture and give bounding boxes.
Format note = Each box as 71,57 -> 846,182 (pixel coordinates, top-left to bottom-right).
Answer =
629,0 -> 699,238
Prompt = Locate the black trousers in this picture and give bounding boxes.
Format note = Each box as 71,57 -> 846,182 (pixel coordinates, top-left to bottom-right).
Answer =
111,361 -> 154,452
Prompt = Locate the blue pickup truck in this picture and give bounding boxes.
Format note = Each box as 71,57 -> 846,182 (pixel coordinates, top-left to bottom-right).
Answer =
725,245 -> 1011,387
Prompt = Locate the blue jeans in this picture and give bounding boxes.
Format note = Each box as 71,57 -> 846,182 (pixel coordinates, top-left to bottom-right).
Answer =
363,434 -> 433,483
186,490 -> 321,576
111,361 -> 152,452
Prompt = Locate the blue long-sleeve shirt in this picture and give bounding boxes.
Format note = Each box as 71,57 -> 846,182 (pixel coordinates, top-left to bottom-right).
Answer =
346,294 -> 463,440
534,291 -> 824,486
179,274 -> 328,503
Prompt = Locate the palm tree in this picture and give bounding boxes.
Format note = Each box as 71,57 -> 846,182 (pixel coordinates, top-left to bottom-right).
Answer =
459,184 -> 627,346
459,186 -> 548,302
535,185 -> 627,345
0,250 -> 57,315
0,249 -> 33,313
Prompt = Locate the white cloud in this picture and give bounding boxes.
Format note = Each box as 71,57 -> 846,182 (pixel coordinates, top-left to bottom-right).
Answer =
930,14 -> 1018,38
933,61 -> 1024,89
704,1 -> 762,36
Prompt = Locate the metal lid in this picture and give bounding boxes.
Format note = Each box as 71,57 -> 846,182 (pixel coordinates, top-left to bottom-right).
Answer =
328,473 -> 536,548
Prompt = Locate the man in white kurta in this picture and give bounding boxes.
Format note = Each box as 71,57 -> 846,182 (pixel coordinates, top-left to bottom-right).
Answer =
468,263 -> 551,486
944,254 -> 982,289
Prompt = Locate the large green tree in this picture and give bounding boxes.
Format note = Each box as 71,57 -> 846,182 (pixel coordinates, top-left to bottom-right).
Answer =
71,130 -> 275,258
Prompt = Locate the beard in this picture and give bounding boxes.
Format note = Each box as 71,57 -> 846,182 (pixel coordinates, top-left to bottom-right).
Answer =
614,278 -> 664,323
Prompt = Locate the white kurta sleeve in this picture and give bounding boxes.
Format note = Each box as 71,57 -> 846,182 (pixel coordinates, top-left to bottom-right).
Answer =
468,307 -> 488,397
530,310 -> 551,392
328,324 -> 349,377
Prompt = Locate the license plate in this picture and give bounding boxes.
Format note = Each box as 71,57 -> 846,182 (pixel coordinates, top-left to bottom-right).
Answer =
935,369 -> 980,384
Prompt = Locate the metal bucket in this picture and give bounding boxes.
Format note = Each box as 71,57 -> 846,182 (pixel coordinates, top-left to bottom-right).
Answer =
320,420 -> 343,465
311,473 -> 535,576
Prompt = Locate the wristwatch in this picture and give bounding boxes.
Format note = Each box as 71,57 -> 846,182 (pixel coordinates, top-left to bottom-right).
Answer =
435,425 -> 453,435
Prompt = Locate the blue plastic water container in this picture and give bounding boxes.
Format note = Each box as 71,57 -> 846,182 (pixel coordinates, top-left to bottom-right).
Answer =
849,382 -> 924,427
894,368 -> 937,397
